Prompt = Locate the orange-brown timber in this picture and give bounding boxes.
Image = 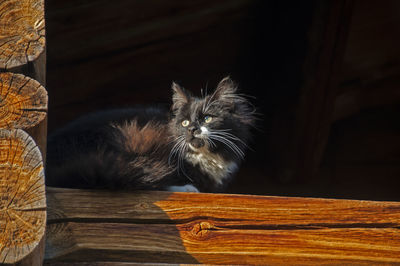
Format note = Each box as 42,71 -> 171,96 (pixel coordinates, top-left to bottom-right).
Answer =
0,72 -> 47,129
0,0 -> 45,77
0,129 -> 46,265
0,72 -> 48,162
46,188 -> 400,265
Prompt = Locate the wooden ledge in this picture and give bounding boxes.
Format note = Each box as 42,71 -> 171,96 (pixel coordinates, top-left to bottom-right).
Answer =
45,187 -> 400,265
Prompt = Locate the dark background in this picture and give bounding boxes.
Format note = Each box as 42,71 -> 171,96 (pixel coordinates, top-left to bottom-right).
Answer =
45,0 -> 400,201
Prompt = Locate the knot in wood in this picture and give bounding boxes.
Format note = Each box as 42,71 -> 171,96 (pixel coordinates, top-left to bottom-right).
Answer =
191,221 -> 215,239
137,202 -> 149,209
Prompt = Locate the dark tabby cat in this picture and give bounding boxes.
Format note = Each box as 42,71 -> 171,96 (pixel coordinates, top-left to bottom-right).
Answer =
46,77 -> 255,192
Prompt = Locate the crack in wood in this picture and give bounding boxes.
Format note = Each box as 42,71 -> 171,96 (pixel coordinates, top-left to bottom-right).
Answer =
21,108 -> 47,112
46,216 -> 400,230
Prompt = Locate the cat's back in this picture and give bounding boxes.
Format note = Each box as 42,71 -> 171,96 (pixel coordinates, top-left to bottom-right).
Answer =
49,106 -> 168,148
46,105 -> 173,188
50,106 -> 168,137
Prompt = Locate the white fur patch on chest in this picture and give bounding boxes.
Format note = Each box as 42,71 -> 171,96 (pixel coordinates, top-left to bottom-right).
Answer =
186,150 -> 238,185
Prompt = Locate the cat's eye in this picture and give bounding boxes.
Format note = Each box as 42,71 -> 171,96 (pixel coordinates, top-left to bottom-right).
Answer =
204,116 -> 212,123
181,120 -> 190,127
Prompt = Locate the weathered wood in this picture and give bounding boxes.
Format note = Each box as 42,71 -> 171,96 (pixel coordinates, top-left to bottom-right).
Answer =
0,72 -> 48,162
0,0 -> 46,84
0,129 -> 46,265
270,0 -> 354,183
339,0 -> 400,86
333,78 -> 400,121
294,0 -> 354,180
44,263 -> 178,266
0,73 -> 47,129
45,0 -> 255,130
0,5 -> 48,261
334,0 -> 400,120
46,187 -> 400,264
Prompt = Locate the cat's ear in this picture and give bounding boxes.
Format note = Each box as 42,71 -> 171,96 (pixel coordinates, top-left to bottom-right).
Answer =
172,82 -> 190,111
211,76 -> 237,102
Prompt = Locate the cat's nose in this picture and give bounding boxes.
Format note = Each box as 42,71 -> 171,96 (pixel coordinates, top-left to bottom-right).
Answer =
188,125 -> 200,134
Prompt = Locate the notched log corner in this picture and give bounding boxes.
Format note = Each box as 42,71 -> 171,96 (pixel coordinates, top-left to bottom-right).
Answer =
0,0 -> 45,70
0,72 -> 47,129
0,129 -> 46,264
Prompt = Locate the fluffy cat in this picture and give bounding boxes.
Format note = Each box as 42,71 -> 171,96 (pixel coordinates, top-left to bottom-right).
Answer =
46,77 -> 255,192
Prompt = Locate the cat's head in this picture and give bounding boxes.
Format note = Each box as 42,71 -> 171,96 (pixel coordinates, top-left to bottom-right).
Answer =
169,77 -> 255,162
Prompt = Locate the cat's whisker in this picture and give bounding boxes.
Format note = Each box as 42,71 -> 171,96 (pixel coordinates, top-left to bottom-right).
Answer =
207,138 -> 216,149
168,136 -> 186,166
203,97 -> 211,113
209,135 -> 245,159
212,132 -> 243,142
169,138 -> 182,159
171,138 -> 188,180
210,128 -> 232,131
170,141 -> 183,156
203,100 -> 219,113
210,131 -> 249,148
177,142 -> 193,182
211,136 -> 244,155
175,142 -> 184,173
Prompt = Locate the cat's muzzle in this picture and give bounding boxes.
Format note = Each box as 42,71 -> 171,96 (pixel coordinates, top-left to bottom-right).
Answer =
189,137 -> 204,149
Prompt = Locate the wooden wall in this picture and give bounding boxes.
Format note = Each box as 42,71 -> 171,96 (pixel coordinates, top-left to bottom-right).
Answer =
320,0 -> 400,201
46,0 -> 258,127
45,0 -> 314,191
334,0 -> 400,120
45,0 -> 400,200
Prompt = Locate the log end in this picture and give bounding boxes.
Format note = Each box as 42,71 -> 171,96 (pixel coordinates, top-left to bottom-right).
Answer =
0,0 -> 45,70
0,129 -> 46,264
0,72 -> 47,129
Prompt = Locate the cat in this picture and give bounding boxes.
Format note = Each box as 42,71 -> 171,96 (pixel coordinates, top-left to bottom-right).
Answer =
45,77 -> 255,192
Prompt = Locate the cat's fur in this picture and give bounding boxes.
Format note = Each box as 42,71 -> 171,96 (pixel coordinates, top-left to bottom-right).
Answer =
46,77 -> 255,192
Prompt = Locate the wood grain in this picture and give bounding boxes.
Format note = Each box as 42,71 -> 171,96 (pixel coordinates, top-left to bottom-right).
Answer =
46,187 -> 400,264
0,0 -> 48,265
0,72 -> 47,129
268,0 -> 354,184
0,0 -> 45,71
0,129 -> 46,264
334,0 -> 400,120
340,0 -> 400,85
45,0 -> 254,130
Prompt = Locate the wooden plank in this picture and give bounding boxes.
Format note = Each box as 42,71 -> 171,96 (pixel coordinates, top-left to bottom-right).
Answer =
270,0 -> 354,183
333,78 -> 400,121
45,263 -> 179,266
46,187 -> 400,264
45,0 -> 255,130
339,0 -> 400,86
334,0 -> 400,120
46,0 -> 252,64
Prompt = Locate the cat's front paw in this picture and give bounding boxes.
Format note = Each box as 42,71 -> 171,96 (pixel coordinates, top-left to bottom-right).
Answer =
166,184 -> 200,193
